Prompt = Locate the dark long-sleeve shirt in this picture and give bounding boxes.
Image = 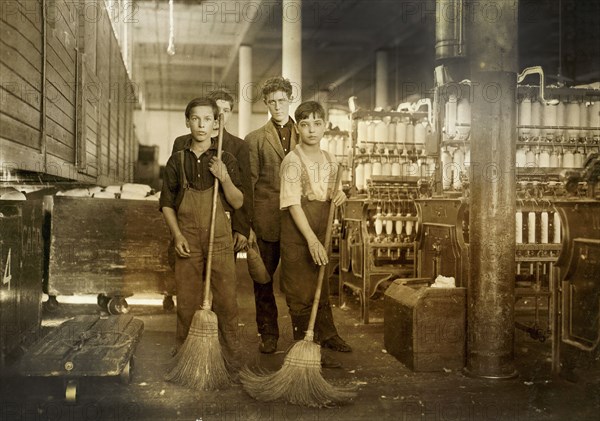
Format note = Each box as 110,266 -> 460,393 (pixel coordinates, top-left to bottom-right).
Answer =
171,130 -> 253,237
159,140 -> 242,213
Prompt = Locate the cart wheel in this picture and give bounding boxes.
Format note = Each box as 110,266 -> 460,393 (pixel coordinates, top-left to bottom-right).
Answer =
44,295 -> 60,313
162,295 -> 175,311
107,297 -> 129,315
65,379 -> 78,403
120,358 -> 133,385
97,294 -> 110,311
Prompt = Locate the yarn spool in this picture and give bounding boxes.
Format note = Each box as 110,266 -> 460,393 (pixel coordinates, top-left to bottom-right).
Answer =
405,214 -> 413,236
452,148 -> 465,190
543,102 -> 558,139
357,121 -> 367,145
355,161 -> 364,190
540,211 -> 549,244
562,149 -> 575,168
367,121 -> 376,143
538,148 -> 550,167
395,214 -> 404,236
375,121 -> 387,145
441,149 -> 452,190
519,98 -> 532,139
374,207 -> 383,236
553,212 -> 561,244
372,159 -> 382,176
446,95 -> 458,138
566,101 -> 580,141
515,211 -> 523,244
530,100 -> 542,138
388,120 -> 397,143
516,147 -> 527,168
528,212 -> 536,244
405,122 -> 415,150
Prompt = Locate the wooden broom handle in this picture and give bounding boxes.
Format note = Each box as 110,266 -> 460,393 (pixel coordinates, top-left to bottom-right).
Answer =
306,163 -> 343,339
202,113 -> 224,309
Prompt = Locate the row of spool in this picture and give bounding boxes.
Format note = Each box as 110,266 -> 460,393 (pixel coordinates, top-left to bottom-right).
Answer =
518,98 -> 600,141
372,210 -> 417,239
515,210 -> 561,244
515,146 -> 593,168
355,117 -> 431,152
444,95 -> 600,142
354,155 -> 437,190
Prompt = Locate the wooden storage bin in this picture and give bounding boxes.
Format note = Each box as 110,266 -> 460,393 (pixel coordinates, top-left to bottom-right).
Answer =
384,280 -> 466,371
43,196 -> 175,299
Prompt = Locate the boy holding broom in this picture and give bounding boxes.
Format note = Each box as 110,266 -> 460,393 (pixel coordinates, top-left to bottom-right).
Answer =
160,97 -> 243,368
279,101 -> 352,368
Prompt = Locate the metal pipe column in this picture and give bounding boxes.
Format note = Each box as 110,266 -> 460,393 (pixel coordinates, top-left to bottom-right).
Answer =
376,50 -> 389,109
238,45 -> 252,138
282,0 -> 302,116
465,0 -> 519,378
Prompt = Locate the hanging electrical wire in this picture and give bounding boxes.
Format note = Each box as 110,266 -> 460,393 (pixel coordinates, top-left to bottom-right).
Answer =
167,0 -> 175,55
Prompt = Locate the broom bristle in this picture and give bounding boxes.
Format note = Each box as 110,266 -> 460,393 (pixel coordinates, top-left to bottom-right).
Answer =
165,309 -> 232,390
240,340 -> 356,407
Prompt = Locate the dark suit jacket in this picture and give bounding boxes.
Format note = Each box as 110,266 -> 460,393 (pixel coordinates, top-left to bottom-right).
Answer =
245,119 -> 298,242
171,130 -> 253,238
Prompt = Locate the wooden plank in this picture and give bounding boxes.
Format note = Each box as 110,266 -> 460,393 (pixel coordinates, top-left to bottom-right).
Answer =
46,47 -> 75,103
0,39 -> 41,87
0,86 -> 41,130
0,24 -> 42,73
45,134 -> 74,162
0,137 -> 44,173
42,153 -> 96,183
0,58 -> 41,110
82,4 -> 97,71
56,0 -> 79,42
0,8 -> 42,56
0,113 -> 40,149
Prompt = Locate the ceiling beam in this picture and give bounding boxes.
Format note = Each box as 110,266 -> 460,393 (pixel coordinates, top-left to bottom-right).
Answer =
219,0 -> 265,83
327,27 -> 421,92
136,55 -> 229,67
134,37 -> 239,47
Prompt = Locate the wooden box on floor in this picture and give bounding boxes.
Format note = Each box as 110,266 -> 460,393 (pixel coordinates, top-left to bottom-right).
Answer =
384,280 -> 466,371
43,196 -> 175,300
0,200 -> 44,369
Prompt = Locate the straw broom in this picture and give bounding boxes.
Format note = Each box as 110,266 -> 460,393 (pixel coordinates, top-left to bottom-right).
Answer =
165,113 -> 232,390
240,165 -> 356,407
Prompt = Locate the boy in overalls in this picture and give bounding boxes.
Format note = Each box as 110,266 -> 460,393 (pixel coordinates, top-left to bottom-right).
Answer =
160,97 -> 244,364
279,101 -> 352,368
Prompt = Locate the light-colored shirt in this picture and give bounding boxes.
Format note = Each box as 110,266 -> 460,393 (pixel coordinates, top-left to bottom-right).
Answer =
279,146 -> 340,209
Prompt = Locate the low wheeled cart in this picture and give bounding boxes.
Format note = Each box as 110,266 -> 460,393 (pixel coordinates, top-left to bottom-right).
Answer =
43,196 -> 176,313
18,315 -> 144,402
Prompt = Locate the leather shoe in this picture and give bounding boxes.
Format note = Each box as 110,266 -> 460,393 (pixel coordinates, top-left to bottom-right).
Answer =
321,335 -> 352,352
258,336 -> 278,354
321,353 -> 342,369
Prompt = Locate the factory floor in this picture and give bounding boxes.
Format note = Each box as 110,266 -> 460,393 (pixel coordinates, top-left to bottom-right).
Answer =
1,260 -> 599,421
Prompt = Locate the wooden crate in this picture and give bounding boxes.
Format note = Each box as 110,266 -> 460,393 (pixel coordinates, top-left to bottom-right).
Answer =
0,200 -> 44,369
44,196 -> 175,297
384,280 -> 466,371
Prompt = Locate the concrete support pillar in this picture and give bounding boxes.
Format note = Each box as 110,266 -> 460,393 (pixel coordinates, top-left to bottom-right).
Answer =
375,50 -> 389,109
465,0 -> 519,379
238,45 -> 252,138
282,0 -> 302,116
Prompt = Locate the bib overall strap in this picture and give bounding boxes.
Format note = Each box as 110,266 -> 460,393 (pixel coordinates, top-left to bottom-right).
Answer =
179,150 -> 189,189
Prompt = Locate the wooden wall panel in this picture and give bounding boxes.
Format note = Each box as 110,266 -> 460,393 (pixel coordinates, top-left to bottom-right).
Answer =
1,0 -> 135,184
0,1 -> 42,172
